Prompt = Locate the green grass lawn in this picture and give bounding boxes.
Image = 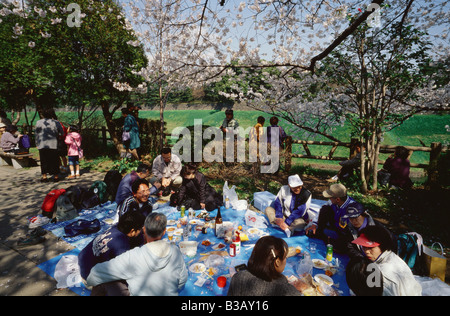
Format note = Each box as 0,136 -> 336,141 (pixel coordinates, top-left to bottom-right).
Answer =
16,109 -> 450,168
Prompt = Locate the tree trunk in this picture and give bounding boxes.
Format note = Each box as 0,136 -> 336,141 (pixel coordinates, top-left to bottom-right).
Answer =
101,101 -> 124,155
159,82 -> 165,151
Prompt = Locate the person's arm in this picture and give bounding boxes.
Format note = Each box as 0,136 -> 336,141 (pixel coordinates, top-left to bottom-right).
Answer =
86,247 -> 137,287
170,157 -> 182,180
152,157 -> 163,180
285,194 -> 311,226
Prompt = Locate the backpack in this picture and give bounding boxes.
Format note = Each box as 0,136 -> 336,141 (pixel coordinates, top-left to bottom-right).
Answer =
64,218 -> 101,237
41,189 -> 66,218
397,233 -> 427,275
80,190 -> 101,210
103,169 -> 122,201
19,135 -> 31,149
65,185 -> 88,211
89,181 -> 108,204
54,194 -> 78,222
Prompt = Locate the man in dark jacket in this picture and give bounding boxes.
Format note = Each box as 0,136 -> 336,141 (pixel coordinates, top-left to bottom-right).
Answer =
340,202 -> 397,259
172,163 -> 222,212
115,178 -> 153,223
115,163 -> 155,205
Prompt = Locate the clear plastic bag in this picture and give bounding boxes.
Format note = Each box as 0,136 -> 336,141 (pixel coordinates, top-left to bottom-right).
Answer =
296,254 -> 313,276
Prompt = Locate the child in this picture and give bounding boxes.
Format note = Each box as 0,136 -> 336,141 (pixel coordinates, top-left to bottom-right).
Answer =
65,125 -> 82,179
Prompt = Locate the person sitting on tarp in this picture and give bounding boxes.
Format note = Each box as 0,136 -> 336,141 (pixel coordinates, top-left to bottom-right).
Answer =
86,213 -> 188,296
114,178 -> 153,224
339,202 -> 397,259
171,162 -> 223,212
78,211 -> 146,295
265,174 -> 312,236
305,183 -> 355,252
115,163 -> 155,206
151,147 -> 183,196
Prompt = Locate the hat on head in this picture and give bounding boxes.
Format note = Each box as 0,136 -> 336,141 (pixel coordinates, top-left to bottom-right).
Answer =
323,183 -> 347,199
288,174 -> 303,187
0,123 -> 6,128
342,202 -> 366,219
351,234 -> 380,248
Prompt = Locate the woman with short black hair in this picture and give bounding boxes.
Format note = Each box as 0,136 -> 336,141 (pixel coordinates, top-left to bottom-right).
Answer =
227,236 -> 301,296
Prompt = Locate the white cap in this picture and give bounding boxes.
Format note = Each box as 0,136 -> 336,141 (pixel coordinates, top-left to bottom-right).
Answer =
0,123 -> 6,128
288,174 -> 303,187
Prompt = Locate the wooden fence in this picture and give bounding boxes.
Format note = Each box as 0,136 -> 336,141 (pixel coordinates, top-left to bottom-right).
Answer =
86,127 -> 448,185
284,136 -> 448,185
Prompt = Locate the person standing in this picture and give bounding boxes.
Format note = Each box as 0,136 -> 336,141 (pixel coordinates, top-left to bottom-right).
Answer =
123,106 -> 140,161
35,109 -> 63,182
220,109 -> 239,134
65,125 -> 82,179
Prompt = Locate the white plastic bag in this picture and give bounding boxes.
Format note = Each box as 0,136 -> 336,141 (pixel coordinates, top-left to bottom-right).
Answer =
54,255 -> 82,288
414,276 -> 450,296
223,181 -> 239,206
245,209 -> 268,228
232,199 -> 248,211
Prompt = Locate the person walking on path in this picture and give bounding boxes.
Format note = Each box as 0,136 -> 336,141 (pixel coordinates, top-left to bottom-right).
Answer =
123,106 -> 141,161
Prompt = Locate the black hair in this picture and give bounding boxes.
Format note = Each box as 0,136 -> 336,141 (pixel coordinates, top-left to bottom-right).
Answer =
257,116 -> 265,124
359,226 -> 395,253
270,116 -> 279,125
247,236 -> 288,282
131,178 -> 150,194
395,146 -> 410,160
346,256 -> 383,296
117,210 -> 146,234
70,125 -> 79,133
5,125 -> 18,134
161,147 -> 171,155
136,163 -> 151,174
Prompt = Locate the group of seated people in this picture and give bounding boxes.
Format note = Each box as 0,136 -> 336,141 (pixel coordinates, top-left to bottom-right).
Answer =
263,175 -> 421,296
77,146 -> 420,296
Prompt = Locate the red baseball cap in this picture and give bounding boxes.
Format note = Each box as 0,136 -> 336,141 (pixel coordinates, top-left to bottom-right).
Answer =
351,234 -> 380,248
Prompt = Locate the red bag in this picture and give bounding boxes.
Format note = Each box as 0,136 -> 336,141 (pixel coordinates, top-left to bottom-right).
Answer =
41,189 -> 66,218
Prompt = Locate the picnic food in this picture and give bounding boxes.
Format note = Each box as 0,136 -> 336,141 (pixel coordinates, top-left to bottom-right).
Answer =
312,259 -> 328,269
287,246 -> 302,258
201,240 -> 211,246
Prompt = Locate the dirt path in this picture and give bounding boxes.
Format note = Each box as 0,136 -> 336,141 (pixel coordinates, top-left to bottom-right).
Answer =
0,164 -> 105,296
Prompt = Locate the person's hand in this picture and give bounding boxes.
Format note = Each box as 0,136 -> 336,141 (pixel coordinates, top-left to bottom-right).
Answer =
280,222 -> 289,231
200,203 -> 206,210
161,177 -> 171,188
305,224 -> 317,235
275,218 -> 288,231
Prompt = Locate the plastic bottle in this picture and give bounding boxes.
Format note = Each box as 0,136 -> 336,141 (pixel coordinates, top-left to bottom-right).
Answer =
326,244 -> 333,262
232,231 -> 241,254
224,196 -> 230,209
180,205 -> 185,218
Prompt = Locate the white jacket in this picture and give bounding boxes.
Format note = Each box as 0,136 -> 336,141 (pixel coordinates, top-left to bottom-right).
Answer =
87,240 -> 188,296
375,250 -> 422,296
